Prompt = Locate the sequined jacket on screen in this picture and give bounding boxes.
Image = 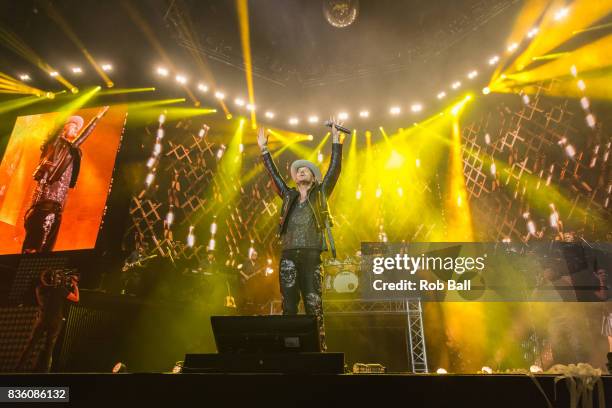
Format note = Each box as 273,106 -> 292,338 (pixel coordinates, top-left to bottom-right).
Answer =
261,142 -> 342,244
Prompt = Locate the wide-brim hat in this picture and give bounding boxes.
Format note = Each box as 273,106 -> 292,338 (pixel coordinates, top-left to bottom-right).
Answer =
290,159 -> 322,183
66,115 -> 84,131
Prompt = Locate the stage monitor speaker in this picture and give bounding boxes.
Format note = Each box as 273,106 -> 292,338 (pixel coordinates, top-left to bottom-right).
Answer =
182,352 -> 345,374
211,315 -> 320,353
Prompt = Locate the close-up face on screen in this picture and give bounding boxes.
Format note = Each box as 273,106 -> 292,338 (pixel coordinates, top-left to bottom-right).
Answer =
0,1 -> 611,406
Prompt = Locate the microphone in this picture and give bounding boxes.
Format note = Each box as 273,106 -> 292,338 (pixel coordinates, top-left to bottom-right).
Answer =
324,120 -> 351,135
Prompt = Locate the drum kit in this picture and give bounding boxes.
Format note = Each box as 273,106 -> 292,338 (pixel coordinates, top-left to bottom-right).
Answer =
323,256 -> 361,295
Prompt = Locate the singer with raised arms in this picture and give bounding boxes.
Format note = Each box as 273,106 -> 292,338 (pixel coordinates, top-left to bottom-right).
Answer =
257,118 -> 344,350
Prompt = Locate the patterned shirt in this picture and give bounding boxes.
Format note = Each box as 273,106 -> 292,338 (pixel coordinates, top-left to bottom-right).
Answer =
33,160 -> 73,208
281,199 -> 323,250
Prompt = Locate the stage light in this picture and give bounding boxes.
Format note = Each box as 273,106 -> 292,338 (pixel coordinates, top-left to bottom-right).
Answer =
317,151 -> 324,163
359,110 -> 369,118
208,238 -> 216,251
159,113 -> 166,124
527,220 -> 537,236
187,226 -> 195,247
156,67 -> 169,76
226,113 -> 232,120
307,134 -> 314,141
265,111 -> 275,119
554,7 -> 569,21
157,128 -> 164,139
308,115 -> 319,123
580,97 -> 589,110
175,74 -> 187,84
289,117 -> 299,125
436,368 -> 447,374
146,157 -> 156,168
502,237 -> 511,243
527,27 -> 539,38
210,220 -> 217,235
411,103 -> 422,113
70,87 -> 79,94
356,186 -> 362,200
507,42 -> 519,53
145,172 -> 155,187
397,186 -> 403,197
522,94 -> 530,105
490,162 -> 496,176
172,361 -> 183,374
375,185 -> 382,198
197,83 -> 209,93
198,124 -> 209,138
416,158 -> 421,168
451,81 -> 461,90
246,103 -> 255,112
577,79 -> 586,91
586,113 -> 596,128
49,71 -> 59,77
488,55 -> 500,65
71,67 -> 82,74
338,112 -> 348,120
390,106 -> 401,115
530,365 -> 543,374
467,70 -> 478,79
19,74 -> 30,81
234,98 -> 245,106
215,91 -> 225,100
217,145 -> 226,159
437,91 -> 446,99
481,366 -> 493,374
101,63 -> 112,72
482,87 -> 490,95
166,208 -> 174,226
239,143 -> 244,153
112,362 -> 127,373
153,142 -> 162,156
549,204 -> 559,228
565,144 -> 576,158
484,133 -> 491,144
570,65 -> 578,77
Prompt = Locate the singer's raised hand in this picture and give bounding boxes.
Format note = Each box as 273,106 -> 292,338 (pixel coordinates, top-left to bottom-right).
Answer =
330,116 -> 341,143
257,126 -> 268,150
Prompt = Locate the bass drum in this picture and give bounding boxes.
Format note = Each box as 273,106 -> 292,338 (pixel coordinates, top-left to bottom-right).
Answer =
332,271 -> 359,293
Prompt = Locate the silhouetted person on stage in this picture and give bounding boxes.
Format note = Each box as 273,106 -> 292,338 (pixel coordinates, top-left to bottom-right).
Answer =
15,269 -> 79,372
257,118 -> 343,351
22,106 -> 109,253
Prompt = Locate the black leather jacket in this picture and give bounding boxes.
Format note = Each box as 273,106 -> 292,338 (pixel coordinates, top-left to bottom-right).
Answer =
261,143 -> 343,243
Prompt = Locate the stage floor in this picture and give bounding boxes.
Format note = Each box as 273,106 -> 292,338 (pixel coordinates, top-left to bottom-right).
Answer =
1,373 -> 609,407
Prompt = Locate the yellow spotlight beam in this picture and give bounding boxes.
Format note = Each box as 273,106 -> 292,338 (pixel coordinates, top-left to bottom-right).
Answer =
43,1 -> 113,88
236,0 -> 257,129
126,98 -> 186,109
0,24 -> 77,92
446,116 -> 474,241
495,34 -> 612,91
530,51 -> 569,61
98,87 -> 156,96
121,1 -> 199,106
0,95 -> 45,114
0,72 -> 46,96
506,0 -> 612,76
307,132 -> 330,161
51,86 -> 101,130
491,0 -> 551,83
168,1 -> 229,114
267,128 -> 312,158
